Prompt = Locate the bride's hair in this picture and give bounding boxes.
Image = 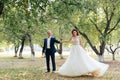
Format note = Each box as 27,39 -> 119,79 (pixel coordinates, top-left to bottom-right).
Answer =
71,29 -> 79,36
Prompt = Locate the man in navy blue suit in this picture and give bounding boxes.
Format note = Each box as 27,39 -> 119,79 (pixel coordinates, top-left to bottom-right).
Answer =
42,30 -> 61,73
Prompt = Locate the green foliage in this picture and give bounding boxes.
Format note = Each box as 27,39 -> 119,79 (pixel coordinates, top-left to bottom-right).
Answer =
0,0 -> 52,46
0,0 -> 120,51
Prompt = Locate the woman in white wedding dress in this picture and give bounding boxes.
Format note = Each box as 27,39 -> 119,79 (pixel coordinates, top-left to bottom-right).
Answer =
57,29 -> 109,77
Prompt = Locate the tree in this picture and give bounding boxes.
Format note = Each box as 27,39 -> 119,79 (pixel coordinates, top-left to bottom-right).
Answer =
1,0 -> 51,60
50,0 -> 120,61
105,28 -> 120,60
0,2 -> 3,15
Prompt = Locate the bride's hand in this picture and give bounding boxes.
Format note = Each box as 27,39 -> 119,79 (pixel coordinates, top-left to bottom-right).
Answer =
62,37 -> 72,43
61,40 -> 68,43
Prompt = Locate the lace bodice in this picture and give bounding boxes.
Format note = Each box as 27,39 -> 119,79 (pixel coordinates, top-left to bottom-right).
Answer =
71,36 -> 80,45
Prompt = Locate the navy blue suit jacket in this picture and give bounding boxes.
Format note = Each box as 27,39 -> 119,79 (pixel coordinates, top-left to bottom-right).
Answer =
42,37 -> 60,54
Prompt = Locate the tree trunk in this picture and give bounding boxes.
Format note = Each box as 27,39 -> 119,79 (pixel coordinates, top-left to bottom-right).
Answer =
19,36 -> 26,59
99,40 -> 106,55
98,55 -> 104,62
112,53 -> 115,60
59,41 -> 63,59
0,2 -> 4,15
98,38 -> 105,62
109,44 -> 118,60
27,33 -> 35,61
14,44 -> 19,57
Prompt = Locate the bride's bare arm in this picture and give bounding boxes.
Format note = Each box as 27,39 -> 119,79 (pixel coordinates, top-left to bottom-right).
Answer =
79,36 -> 84,48
62,37 -> 72,43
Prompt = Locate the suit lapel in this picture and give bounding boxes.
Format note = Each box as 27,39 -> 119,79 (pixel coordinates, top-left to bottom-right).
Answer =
50,37 -> 52,47
45,38 -> 47,47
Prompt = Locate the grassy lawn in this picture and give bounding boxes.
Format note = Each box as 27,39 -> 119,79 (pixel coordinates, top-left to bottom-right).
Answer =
0,55 -> 120,80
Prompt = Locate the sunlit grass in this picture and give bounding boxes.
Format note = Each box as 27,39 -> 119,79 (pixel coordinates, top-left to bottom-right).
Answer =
0,54 -> 119,80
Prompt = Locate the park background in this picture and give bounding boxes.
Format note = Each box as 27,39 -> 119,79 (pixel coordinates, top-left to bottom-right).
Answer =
0,0 -> 120,80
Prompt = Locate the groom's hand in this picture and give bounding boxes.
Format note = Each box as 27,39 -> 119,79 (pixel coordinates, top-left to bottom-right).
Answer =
41,52 -> 45,58
60,40 -> 62,43
42,52 -> 44,55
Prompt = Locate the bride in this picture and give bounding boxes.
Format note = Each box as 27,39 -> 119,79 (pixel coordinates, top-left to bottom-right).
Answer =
57,29 -> 109,77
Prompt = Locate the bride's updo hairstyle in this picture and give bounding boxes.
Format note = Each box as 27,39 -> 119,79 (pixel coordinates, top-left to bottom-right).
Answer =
71,29 -> 79,36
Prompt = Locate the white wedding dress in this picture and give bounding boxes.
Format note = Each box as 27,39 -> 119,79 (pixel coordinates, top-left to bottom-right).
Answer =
58,36 -> 109,77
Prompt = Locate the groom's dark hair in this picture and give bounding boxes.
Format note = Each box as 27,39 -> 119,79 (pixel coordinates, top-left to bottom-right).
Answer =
71,29 -> 79,36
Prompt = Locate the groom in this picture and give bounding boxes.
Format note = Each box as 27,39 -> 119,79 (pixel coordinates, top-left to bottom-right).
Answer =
42,30 -> 61,73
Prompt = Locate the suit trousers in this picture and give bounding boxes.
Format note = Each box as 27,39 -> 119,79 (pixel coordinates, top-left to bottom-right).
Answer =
45,49 -> 56,72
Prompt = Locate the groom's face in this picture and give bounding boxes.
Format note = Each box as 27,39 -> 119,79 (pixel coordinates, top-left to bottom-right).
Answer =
47,31 -> 51,37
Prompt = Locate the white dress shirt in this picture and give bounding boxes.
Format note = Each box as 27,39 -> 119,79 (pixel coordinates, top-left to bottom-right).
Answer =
47,36 -> 51,49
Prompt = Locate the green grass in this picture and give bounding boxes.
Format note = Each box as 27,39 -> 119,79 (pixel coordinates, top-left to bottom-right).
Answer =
0,55 -> 119,80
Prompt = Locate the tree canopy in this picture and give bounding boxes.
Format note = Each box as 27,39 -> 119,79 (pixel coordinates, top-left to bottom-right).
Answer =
0,0 -> 120,60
